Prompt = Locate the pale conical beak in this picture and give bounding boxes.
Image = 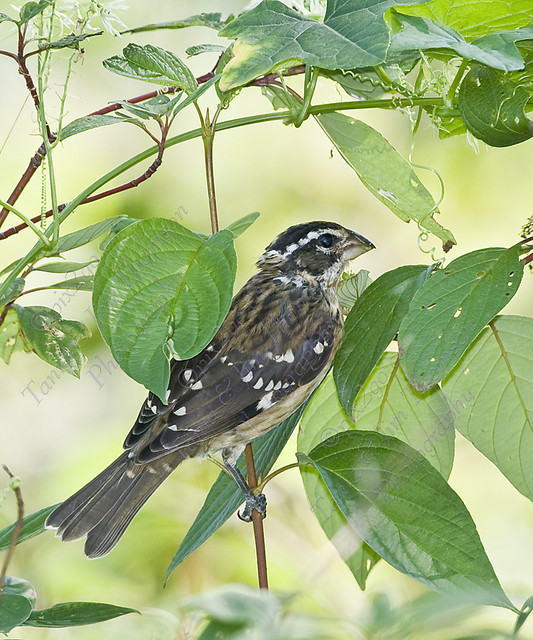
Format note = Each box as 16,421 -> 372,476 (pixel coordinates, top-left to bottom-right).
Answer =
343,230 -> 375,261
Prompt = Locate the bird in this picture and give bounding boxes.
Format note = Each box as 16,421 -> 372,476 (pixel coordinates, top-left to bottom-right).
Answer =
46,220 -> 375,558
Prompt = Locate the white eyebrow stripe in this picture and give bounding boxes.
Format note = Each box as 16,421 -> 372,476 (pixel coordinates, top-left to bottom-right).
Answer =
280,229 -> 344,257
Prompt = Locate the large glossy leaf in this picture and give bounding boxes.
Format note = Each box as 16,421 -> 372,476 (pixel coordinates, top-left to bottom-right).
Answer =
300,430 -> 514,609
166,403 -> 306,579
15,305 -> 90,377
398,246 -> 524,391
391,15 -> 533,71
334,265 -> 431,413
398,0 -> 533,39
459,65 -> 533,147
93,219 -> 236,399
443,315 -> 533,500
219,0 -> 429,90
316,113 -> 455,249
23,603 -> 138,628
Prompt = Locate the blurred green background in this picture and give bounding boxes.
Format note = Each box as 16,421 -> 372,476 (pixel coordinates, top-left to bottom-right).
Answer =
1,1 -> 533,638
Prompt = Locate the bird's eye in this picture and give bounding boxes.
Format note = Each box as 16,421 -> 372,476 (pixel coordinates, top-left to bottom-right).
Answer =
318,233 -> 334,248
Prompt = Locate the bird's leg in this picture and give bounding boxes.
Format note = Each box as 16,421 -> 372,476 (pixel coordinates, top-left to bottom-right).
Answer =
222,455 -> 267,522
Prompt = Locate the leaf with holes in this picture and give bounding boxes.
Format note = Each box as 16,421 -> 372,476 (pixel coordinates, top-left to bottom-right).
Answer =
398,245 -> 524,392
219,0 -> 429,90
300,430 -> 515,609
334,265 -> 432,413
459,65 -> 533,147
443,315 -> 533,500
14,306 -> 90,377
0,309 -> 29,364
316,112 -> 456,250
92,219 -> 236,400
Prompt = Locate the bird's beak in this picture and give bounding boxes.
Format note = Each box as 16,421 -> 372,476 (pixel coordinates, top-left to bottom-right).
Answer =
343,230 -> 375,261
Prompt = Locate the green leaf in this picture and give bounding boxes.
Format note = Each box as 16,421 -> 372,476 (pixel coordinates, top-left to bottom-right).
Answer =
125,13 -> 228,34
0,504 -> 59,551
398,246 -> 524,391
34,260 -> 98,273
300,430 -> 514,609
0,577 -> 36,633
0,308 -> 28,364
103,43 -> 197,92
52,216 -> 133,254
398,0 -> 533,39
23,602 -> 138,628
316,112 -> 456,250
14,305 -> 90,377
47,275 -> 94,292
19,0 -> 52,24
443,315 -> 533,500
186,43 -> 227,57
219,0 -> 430,91
337,270 -> 372,310
92,219 -> 236,399
36,31 -> 102,53
166,404 -> 305,579
59,114 -> 141,141
116,94 -> 184,120
459,65 -> 533,147
391,15 -> 533,71
225,212 -> 260,238
0,277 -> 25,307
334,265 -> 432,413
0,12 -> 17,23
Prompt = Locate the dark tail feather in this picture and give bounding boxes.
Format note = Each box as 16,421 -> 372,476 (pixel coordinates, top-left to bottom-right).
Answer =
46,453 -> 181,558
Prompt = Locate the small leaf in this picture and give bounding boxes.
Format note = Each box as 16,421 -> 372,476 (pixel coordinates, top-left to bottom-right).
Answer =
15,305 -> 90,377
124,13 -> 228,34
48,275 -> 94,292
59,114 -> 141,141
19,0 -> 52,24
225,212 -> 260,238
36,31 -> 102,53
398,245 -> 524,391
0,504 -> 59,551
186,43 -> 227,57
34,260 -> 98,274
23,602 -> 138,628
116,94 -> 184,120
316,112 -> 456,249
52,216 -> 133,253
300,430 -> 515,609
0,308 -> 28,364
166,403 -> 305,579
459,65 -> 533,147
0,577 -> 36,633
336,270 -> 372,310
0,277 -> 25,307
443,315 -> 533,500
334,265 -> 432,413
0,12 -> 17,23
92,219 -> 236,399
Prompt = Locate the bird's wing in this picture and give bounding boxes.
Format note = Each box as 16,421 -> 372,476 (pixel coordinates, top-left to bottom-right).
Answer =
124,311 -> 339,463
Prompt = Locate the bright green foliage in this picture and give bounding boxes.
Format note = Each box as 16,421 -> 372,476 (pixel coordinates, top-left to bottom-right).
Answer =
301,430 -> 515,609
92,218 -> 236,399
398,246 -> 524,391
443,315 -> 533,500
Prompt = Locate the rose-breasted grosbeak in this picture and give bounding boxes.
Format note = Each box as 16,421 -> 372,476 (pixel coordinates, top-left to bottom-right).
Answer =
46,221 -> 374,558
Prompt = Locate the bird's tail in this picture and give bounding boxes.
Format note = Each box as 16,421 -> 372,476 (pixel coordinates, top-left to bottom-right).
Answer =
46,453 -> 182,558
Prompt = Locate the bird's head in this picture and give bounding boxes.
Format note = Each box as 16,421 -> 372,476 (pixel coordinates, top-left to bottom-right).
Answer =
257,221 -> 375,286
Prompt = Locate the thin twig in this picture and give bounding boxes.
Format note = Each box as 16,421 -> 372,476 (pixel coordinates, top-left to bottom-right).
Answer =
244,445 -> 269,590
0,466 -> 25,602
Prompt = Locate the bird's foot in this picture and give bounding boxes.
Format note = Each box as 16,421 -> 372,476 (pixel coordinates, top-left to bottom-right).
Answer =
238,492 -> 267,522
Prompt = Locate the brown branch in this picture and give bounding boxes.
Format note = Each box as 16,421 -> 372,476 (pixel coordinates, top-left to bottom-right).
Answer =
244,445 -> 269,590
0,466 -> 25,603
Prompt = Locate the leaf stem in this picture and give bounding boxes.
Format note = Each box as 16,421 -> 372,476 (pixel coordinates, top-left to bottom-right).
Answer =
0,466 -> 24,603
0,199 -> 51,246
446,59 -> 469,108
260,462 -> 302,489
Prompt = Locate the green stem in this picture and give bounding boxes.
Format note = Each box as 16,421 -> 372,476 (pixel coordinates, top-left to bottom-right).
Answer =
0,199 -> 51,246
260,462 -> 302,489
0,95 -> 450,299
446,58 -> 469,108
294,66 -> 318,127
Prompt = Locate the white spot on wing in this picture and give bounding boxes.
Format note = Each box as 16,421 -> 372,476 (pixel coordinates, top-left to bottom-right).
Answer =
221,356 -> 227,364
150,405 -> 158,414
165,389 -> 171,403
275,348 -> 294,363
174,406 -> 187,416
257,391 -> 274,410
243,371 -> 253,383
184,369 -> 193,382
265,380 -> 274,391
274,381 -> 282,390
191,380 -> 203,390
253,377 -> 264,389
313,342 -> 324,354
168,424 -> 178,431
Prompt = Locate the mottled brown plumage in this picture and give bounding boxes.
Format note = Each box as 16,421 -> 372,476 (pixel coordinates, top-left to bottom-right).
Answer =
46,221 -> 374,558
